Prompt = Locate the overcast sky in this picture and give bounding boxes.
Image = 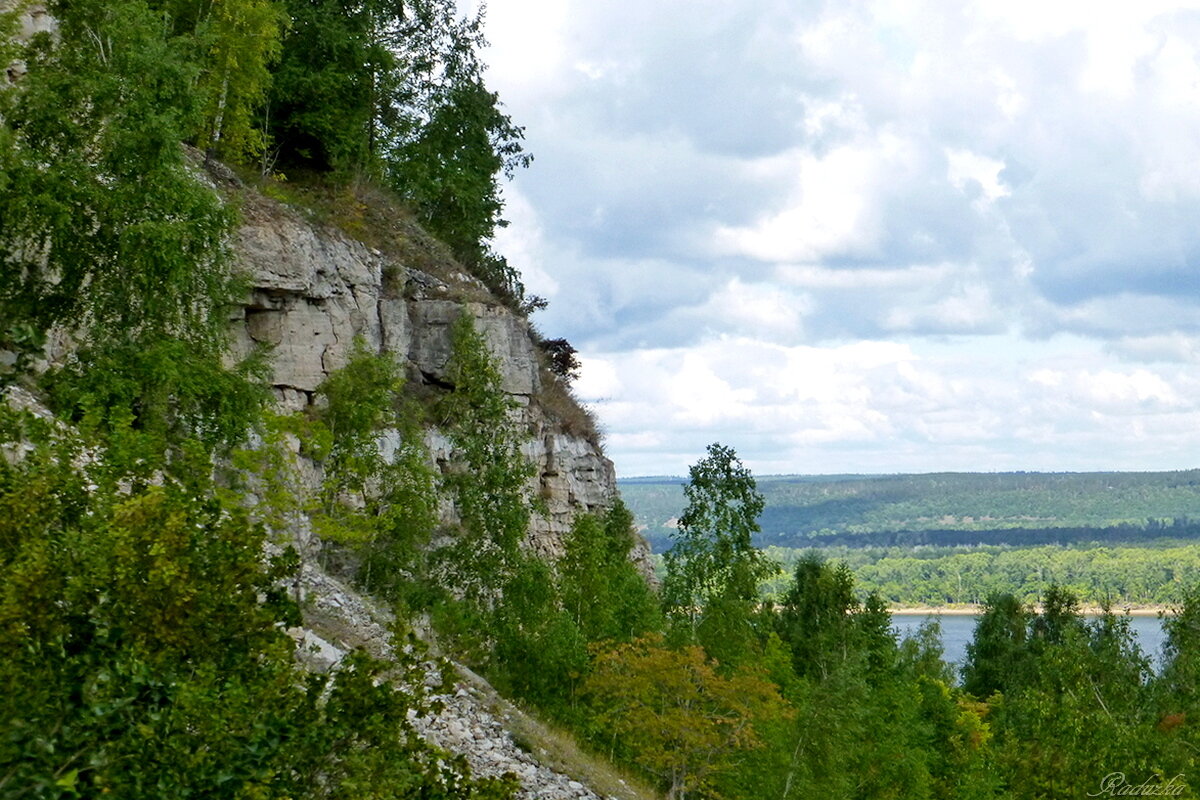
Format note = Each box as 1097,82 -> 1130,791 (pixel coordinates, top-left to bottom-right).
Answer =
473,0 -> 1200,477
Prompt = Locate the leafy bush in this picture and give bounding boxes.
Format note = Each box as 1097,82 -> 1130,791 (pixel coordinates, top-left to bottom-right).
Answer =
0,404 -> 515,798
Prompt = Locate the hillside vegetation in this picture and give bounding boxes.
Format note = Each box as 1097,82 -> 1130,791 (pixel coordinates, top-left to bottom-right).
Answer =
759,544 -> 1200,607
624,472 -> 1200,607
5,3 -> 1200,799
621,471 -> 1200,549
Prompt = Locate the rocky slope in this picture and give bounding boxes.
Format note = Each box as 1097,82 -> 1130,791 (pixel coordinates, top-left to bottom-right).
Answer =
288,556 -> 645,800
2,1 -> 53,86
4,0 -> 640,570
218,173 -> 655,799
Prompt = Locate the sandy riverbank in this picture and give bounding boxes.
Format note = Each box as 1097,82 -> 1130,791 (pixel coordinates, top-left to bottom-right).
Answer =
889,605 -> 1174,617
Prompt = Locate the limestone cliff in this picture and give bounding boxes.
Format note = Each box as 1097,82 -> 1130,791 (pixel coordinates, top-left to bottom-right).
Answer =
4,0 -> 643,573
221,173 -> 651,576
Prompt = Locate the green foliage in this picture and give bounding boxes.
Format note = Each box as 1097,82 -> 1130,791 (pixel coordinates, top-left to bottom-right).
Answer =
976,596 -> 1168,798
663,443 -> 776,664
269,0 -> 394,172
46,340 -> 268,477
419,323 -> 647,719
0,5 -> 17,71
1,0 -> 267,463
585,635 -> 792,800
1156,589 -> 1200,766
308,339 -> 437,597
776,553 -> 863,679
191,0 -> 288,161
1161,587 -> 1200,708
148,0 -> 288,161
435,311 -> 536,601
386,70 -> 530,294
423,313 -> 587,711
761,542 -> 1200,607
268,0 -> 531,296
961,593 -> 1032,698
485,502 -> 664,721
489,554 -> 590,712
559,502 -> 662,644
0,405 -> 514,799
2,0 -> 234,343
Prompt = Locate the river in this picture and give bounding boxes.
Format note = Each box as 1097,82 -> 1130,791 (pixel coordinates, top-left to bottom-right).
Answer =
890,612 -> 1170,675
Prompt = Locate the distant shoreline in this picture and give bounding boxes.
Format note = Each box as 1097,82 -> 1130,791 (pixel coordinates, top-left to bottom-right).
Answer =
889,605 -> 1174,617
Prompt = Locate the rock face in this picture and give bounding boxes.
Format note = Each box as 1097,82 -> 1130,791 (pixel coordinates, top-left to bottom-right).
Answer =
228,187 -> 644,574
2,1 -> 54,85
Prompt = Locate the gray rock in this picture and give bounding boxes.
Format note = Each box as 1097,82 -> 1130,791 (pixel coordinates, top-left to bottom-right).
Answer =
228,190 -> 654,582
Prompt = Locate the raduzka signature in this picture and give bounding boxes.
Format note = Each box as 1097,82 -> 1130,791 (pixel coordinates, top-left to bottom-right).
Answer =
1088,773 -> 1187,797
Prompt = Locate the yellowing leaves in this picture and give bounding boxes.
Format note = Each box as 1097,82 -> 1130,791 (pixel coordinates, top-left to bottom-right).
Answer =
585,635 -> 793,800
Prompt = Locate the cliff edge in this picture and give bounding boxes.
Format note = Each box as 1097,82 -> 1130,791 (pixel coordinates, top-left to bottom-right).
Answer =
219,169 -> 651,576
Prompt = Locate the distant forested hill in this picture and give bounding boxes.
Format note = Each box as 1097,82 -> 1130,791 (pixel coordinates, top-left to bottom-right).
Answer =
619,471 -> 1200,551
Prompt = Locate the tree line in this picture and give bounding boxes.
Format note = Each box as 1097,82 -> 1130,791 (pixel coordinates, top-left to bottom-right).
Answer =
772,517 -> 1200,549
565,444 -> 1200,799
620,470 -> 1200,550
762,543 -> 1200,606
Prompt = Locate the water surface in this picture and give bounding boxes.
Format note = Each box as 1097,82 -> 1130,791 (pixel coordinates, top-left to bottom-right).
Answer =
890,613 -> 1169,676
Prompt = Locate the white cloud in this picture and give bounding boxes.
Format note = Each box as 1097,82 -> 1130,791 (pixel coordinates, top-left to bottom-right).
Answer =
1030,368 -> 1182,412
478,0 -> 1200,474
884,283 -> 1008,334
1107,334 -> 1200,364
574,356 -> 621,399
945,149 -> 1010,204
492,185 -> 559,299
773,263 -> 955,290
711,140 -> 897,263
579,336 -> 1200,475
469,0 -> 571,104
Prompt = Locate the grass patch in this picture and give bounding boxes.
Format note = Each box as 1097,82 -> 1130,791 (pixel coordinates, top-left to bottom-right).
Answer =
535,368 -> 602,448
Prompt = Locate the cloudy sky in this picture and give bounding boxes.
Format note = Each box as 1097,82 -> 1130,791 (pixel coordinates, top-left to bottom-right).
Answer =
473,0 -> 1200,477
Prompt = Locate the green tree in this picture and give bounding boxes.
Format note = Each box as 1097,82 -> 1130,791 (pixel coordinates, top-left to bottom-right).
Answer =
434,311 -> 536,602
663,443 -> 775,665
488,555 -> 589,713
987,609 -> 1159,798
961,592 -> 1030,698
559,502 -> 661,644
1,0 -> 233,347
386,59 -> 531,295
775,553 -> 862,680
146,0 -> 287,161
267,0 -> 531,297
308,339 -> 437,595
193,0 -> 288,161
1152,588 -> 1200,773
0,405 -> 516,799
269,0 -> 397,172
1,0 -> 266,462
